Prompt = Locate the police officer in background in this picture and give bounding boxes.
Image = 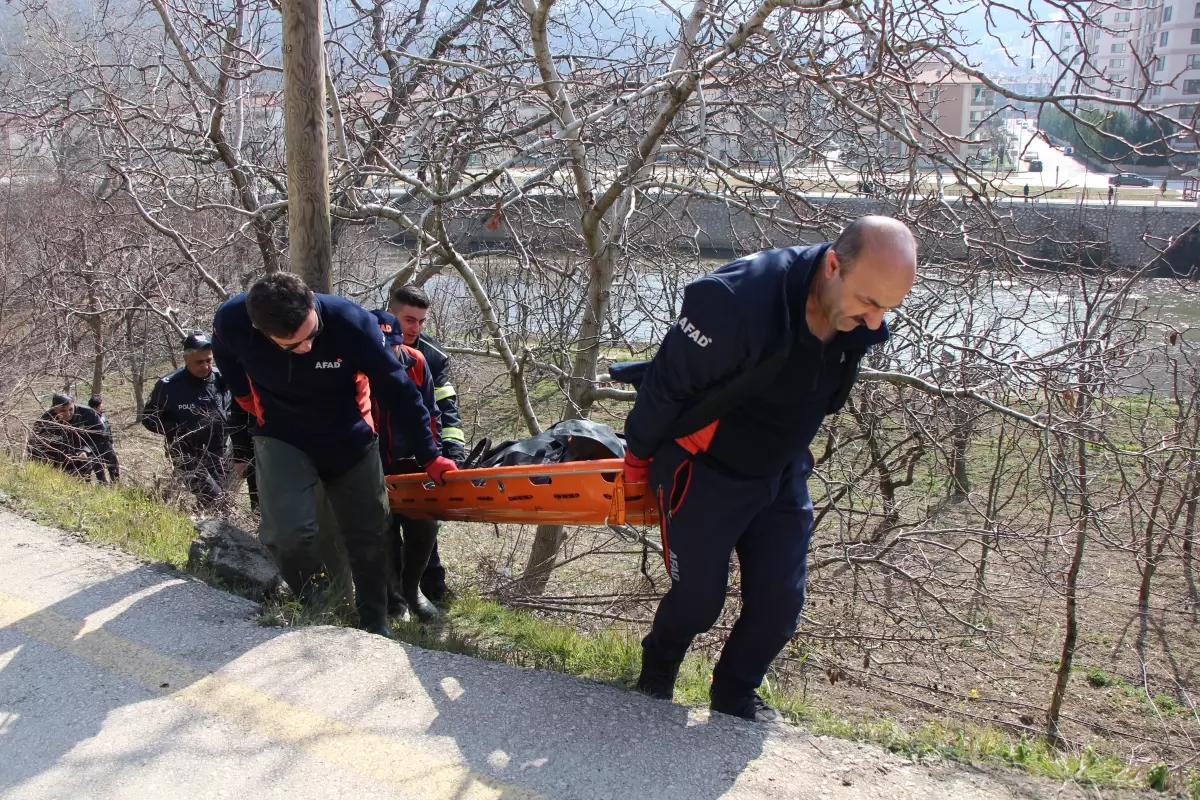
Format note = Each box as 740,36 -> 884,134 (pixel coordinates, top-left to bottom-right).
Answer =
87,395 -> 120,483
388,285 -> 465,601
29,393 -> 114,483
142,333 -> 250,512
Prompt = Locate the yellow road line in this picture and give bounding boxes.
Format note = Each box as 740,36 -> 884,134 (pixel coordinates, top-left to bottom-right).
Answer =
0,592 -> 545,800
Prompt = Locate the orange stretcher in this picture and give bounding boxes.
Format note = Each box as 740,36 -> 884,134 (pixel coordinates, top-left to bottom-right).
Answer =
385,459 -> 660,548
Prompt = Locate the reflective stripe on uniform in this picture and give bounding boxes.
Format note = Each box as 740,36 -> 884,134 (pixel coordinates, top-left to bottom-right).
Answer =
441,426 -> 466,443
434,385 -> 457,402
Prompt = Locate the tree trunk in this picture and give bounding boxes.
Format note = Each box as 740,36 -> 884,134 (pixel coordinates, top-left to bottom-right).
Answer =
88,289 -> 103,398
128,310 -> 147,420
948,403 -> 972,500
1184,467 -> 1199,622
1135,473 -> 1169,657
89,320 -> 104,399
518,242 -> 617,595
82,241 -> 104,398
520,524 -> 566,595
281,0 -> 332,293
1047,435 -> 1090,747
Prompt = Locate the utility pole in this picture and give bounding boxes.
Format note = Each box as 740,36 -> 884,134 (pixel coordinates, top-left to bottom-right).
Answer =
280,0 -> 332,293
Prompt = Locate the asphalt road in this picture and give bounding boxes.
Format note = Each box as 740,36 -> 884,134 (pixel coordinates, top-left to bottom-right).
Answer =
0,511 -> 1110,799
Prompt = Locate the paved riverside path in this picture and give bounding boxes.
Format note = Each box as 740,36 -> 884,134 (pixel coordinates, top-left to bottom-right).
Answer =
0,511 -> 1107,799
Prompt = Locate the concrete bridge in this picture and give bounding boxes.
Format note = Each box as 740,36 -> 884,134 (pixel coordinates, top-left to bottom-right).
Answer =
387,193 -> 1199,273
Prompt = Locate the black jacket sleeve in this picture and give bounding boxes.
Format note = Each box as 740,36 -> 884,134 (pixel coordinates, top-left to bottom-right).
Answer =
97,418 -> 119,481
212,303 -> 253,405
29,415 -> 63,465
426,343 -> 466,463
227,402 -> 254,463
141,378 -> 176,439
623,277 -> 749,460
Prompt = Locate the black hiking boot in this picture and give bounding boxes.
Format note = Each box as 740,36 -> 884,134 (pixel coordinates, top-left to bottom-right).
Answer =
635,656 -> 682,701
355,570 -> 395,639
401,520 -> 441,622
387,589 -> 410,620
359,615 -> 395,639
420,576 -> 453,604
710,689 -> 782,723
403,587 -> 440,622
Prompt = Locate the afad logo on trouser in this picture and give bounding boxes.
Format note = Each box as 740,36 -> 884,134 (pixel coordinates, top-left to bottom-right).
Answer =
676,316 -> 712,348
657,486 -> 682,582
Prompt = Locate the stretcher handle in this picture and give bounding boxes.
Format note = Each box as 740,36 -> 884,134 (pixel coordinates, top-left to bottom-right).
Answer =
385,458 -> 625,486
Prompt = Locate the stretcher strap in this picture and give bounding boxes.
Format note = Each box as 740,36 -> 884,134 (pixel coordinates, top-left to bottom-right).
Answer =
609,472 -> 627,525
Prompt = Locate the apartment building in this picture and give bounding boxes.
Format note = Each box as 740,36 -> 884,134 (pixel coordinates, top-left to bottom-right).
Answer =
1139,0 -> 1200,121
913,67 -> 997,160
1076,0 -> 1200,121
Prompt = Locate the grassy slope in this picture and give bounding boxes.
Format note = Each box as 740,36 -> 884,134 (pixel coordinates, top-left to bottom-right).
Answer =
0,457 -> 1195,796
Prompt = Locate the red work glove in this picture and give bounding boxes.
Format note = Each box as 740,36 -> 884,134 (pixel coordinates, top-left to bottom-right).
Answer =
424,455 -> 458,486
623,451 -> 651,485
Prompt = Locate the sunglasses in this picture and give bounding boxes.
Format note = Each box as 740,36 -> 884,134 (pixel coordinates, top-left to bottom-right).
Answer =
275,314 -> 323,352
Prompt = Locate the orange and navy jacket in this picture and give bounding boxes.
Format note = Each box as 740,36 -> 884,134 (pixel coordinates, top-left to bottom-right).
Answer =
373,344 -> 440,471
623,244 -> 889,479
211,293 -> 439,478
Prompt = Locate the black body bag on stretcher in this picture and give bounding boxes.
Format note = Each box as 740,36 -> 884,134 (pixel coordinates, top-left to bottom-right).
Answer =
461,419 -> 626,470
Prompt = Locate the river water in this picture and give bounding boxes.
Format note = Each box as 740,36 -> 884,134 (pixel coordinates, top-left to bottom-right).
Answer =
373,247 -> 1200,392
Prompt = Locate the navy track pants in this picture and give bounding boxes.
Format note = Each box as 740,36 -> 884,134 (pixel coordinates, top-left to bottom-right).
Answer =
643,441 -> 814,697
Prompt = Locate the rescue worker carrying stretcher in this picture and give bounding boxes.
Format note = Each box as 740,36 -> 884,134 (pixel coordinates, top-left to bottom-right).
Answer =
388,284 -> 464,601
211,274 -> 457,638
370,309 -> 443,622
621,216 -> 917,722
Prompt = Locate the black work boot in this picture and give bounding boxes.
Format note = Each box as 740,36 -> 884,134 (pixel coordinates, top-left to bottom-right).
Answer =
420,539 -> 452,603
420,575 -> 452,604
353,565 -> 395,638
357,599 -> 394,639
400,519 -> 440,622
387,589 -> 410,620
636,654 -> 682,701
359,615 -> 394,638
710,689 -> 782,723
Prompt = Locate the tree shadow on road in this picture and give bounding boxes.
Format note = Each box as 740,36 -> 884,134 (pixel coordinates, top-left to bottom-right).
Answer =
0,562 -> 282,795
401,640 -> 772,800
0,554 -> 770,799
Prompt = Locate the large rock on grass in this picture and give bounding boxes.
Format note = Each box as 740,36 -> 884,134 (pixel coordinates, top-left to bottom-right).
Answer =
188,518 -> 282,600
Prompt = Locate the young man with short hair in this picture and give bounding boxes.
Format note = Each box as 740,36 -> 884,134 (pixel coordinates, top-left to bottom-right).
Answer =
369,309 -> 442,621
388,284 -> 464,601
212,273 -> 456,637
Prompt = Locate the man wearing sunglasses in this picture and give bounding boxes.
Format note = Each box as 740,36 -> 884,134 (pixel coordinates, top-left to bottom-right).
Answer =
211,273 -> 457,638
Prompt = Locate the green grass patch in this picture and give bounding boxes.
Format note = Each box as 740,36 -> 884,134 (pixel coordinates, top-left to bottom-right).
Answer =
390,594 -> 647,684
0,458 -> 195,566
1182,769 -> 1200,799
1086,666 -> 1115,688
750,683 -> 1142,789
